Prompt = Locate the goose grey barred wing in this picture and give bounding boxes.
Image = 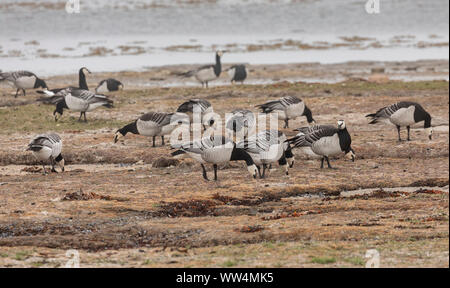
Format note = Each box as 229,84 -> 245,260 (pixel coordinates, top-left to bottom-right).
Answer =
0,71 -> 35,82
288,125 -> 339,148
140,112 -> 171,126
27,133 -> 61,150
240,130 -> 281,153
257,96 -> 301,113
69,89 -> 114,106
177,99 -> 212,113
175,135 -> 232,154
366,102 -> 417,121
176,65 -> 214,78
294,125 -> 335,134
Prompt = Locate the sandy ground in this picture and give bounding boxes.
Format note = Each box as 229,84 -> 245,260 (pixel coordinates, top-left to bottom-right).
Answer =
0,61 -> 448,268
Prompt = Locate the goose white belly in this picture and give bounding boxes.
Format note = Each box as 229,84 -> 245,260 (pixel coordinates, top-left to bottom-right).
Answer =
201,146 -> 233,164
311,134 -> 342,157
227,68 -> 236,79
15,76 -> 36,89
65,94 -> 89,111
186,151 -> 206,164
299,147 -> 322,159
136,119 -> 161,136
32,147 -> 53,162
285,102 -> 305,119
273,110 -> 288,120
195,68 -> 218,82
159,124 -> 177,136
389,106 -> 416,127
259,144 -> 284,164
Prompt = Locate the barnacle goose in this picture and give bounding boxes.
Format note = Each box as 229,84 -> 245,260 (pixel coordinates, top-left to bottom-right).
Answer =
256,96 -> 315,128
225,64 -> 248,84
26,133 -> 64,174
37,67 -> 91,104
114,112 -> 189,147
177,99 -> 214,129
43,88 -> 113,122
287,120 -> 355,169
225,109 -> 256,140
238,130 -> 293,178
177,51 -> 225,88
366,101 -> 433,141
171,135 -> 258,181
0,70 -> 47,97
95,78 -> 124,93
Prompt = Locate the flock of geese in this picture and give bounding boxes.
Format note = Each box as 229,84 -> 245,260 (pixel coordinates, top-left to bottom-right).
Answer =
0,51 -> 434,179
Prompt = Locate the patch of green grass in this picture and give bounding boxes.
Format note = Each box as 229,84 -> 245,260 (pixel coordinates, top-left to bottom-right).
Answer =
262,241 -> 275,249
0,253 -> 8,258
0,104 -> 127,134
14,251 -> 32,261
344,256 -> 365,266
222,260 -> 238,267
31,261 -> 45,267
310,256 -> 336,265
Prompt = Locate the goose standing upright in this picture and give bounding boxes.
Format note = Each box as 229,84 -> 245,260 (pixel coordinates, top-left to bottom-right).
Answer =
114,112 -> 189,147
226,64 -> 248,84
366,101 -> 433,141
95,78 -> 124,93
177,51 -> 224,88
256,96 -> 315,128
287,120 -> 355,169
238,130 -> 292,178
26,133 -> 65,174
48,88 -> 113,122
171,136 -> 258,181
0,71 -> 47,97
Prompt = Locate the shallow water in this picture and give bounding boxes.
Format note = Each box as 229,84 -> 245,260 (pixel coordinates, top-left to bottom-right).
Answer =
0,0 -> 448,75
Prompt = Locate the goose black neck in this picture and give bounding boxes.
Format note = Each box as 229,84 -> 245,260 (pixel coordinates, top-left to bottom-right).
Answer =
119,121 -> 138,136
338,128 -> 352,152
54,99 -> 68,115
34,78 -> 47,89
214,54 -> 222,77
424,113 -> 432,128
79,69 -> 88,90
303,106 -> 315,123
231,147 -> 254,166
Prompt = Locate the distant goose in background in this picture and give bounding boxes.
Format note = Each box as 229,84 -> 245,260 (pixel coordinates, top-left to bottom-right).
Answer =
256,96 -> 315,128
42,88 -> 113,122
225,109 -> 256,140
177,51 -> 225,88
26,133 -> 64,174
366,101 -> 433,141
37,67 -> 91,104
225,64 -> 248,84
238,130 -> 292,178
95,78 -> 124,93
0,70 -> 47,97
114,112 -> 189,147
171,136 -> 258,181
287,120 -> 355,169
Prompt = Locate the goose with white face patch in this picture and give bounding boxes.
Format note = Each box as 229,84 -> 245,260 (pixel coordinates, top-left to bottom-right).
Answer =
256,96 -> 315,128
177,51 -> 224,88
95,78 -> 124,93
0,70 -> 47,97
238,130 -> 293,178
171,136 -> 258,181
49,88 -> 114,122
226,64 -> 248,84
287,120 -> 355,169
26,133 -> 64,175
225,109 -> 256,140
114,112 -> 189,147
366,101 -> 433,141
